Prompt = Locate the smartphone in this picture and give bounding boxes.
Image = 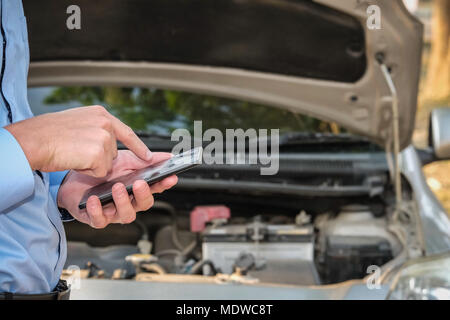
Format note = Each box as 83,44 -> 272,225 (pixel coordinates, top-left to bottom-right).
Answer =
78,147 -> 203,210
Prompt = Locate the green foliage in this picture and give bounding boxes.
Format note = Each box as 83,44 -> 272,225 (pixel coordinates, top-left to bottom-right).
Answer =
43,86 -> 338,135
44,86 -> 104,106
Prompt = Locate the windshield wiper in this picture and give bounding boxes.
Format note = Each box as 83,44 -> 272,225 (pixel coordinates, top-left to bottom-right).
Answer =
131,130 -> 374,152
130,130 -> 204,151
116,131 -> 175,150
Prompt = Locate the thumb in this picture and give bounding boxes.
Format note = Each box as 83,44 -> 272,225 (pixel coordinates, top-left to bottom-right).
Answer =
117,150 -> 154,170
118,150 -> 173,170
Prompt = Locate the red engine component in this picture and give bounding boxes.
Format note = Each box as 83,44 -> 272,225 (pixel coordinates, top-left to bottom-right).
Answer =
190,205 -> 231,232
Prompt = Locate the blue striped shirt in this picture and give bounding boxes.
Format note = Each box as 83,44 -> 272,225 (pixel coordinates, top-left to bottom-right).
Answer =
0,0 -> 67,293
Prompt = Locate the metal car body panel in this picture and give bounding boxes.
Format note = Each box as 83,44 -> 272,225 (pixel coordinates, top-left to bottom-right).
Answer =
70,278 -> 390,300
401,146 -> 450,255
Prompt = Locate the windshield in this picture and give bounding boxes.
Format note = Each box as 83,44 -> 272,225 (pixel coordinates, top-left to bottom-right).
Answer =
28,86 -> 346,136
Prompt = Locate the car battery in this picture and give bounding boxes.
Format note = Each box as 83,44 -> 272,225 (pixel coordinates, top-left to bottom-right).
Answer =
202,221 -> 320,285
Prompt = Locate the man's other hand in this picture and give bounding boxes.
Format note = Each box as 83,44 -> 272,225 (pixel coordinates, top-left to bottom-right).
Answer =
57,150 -> 178,228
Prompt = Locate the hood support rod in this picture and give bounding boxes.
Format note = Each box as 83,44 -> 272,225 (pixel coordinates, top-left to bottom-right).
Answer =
376,53 -> 402,215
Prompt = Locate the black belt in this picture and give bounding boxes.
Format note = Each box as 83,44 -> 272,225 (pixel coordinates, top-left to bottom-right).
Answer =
0,280 -> 71,300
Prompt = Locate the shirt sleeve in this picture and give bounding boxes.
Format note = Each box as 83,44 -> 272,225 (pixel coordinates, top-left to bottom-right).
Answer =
48,170 -> 69,205
0,127 -> 35,212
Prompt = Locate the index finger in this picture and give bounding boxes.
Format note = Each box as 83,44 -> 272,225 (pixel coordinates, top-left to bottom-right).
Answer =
108,114 -> 152,161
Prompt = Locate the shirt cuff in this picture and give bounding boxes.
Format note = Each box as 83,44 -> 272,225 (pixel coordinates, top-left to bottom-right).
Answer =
0,127 -> 35,212
49,170 -> 69,204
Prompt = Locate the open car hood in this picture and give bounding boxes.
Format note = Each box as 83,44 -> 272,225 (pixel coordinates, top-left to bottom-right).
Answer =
24,0 -> 423,150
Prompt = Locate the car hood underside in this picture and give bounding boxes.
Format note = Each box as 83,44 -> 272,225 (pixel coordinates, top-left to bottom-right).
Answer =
24,0 -> 423,150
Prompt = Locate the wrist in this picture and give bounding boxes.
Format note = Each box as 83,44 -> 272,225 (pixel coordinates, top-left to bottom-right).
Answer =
57,170 -> 70,208
58,207 -> 75,222
5,120 -> 47,171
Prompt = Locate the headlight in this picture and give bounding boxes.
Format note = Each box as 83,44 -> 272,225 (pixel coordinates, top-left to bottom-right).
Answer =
387,253 -> 450,300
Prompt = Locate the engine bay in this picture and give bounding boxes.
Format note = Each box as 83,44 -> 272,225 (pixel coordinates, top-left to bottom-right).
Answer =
63,185 -> 407,286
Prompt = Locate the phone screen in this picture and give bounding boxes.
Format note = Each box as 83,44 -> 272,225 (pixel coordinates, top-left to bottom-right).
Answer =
78,147 -> 203,209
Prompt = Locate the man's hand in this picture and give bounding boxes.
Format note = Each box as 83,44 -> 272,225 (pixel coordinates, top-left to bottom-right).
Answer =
5,105 -> 151,177
58,150 -> 178,228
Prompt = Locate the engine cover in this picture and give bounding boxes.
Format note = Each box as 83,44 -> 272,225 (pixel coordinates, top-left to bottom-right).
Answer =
202,221 -> 319,285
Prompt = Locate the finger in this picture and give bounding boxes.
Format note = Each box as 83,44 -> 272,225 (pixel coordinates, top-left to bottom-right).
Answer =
76,166 -> 108,178
148,152 -> 172,165
112,182 -> 136,224
131,180 -> 154,212
92,164 -> 110,178
98,129 -> 116,175
74,209 -> 90,225
150,175 -> 178,194
108,115 -> 152,161
120,151 -> 173,171
110,132 -> 118,161
118,150 -> 156,170
81,146 -> 111,177
102,202 -> 117,219
86,196 -> 108,229
104,134 -> 118,175
75,168 -> 97,177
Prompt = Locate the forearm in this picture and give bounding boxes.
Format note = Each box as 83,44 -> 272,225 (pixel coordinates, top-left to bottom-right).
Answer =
0,127 -> 35,212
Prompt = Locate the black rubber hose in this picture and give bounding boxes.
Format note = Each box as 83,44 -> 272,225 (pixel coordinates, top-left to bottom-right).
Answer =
189,260 -> 218,275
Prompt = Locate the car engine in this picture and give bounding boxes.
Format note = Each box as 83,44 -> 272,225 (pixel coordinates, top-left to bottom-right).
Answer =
63,196 -> 402,286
